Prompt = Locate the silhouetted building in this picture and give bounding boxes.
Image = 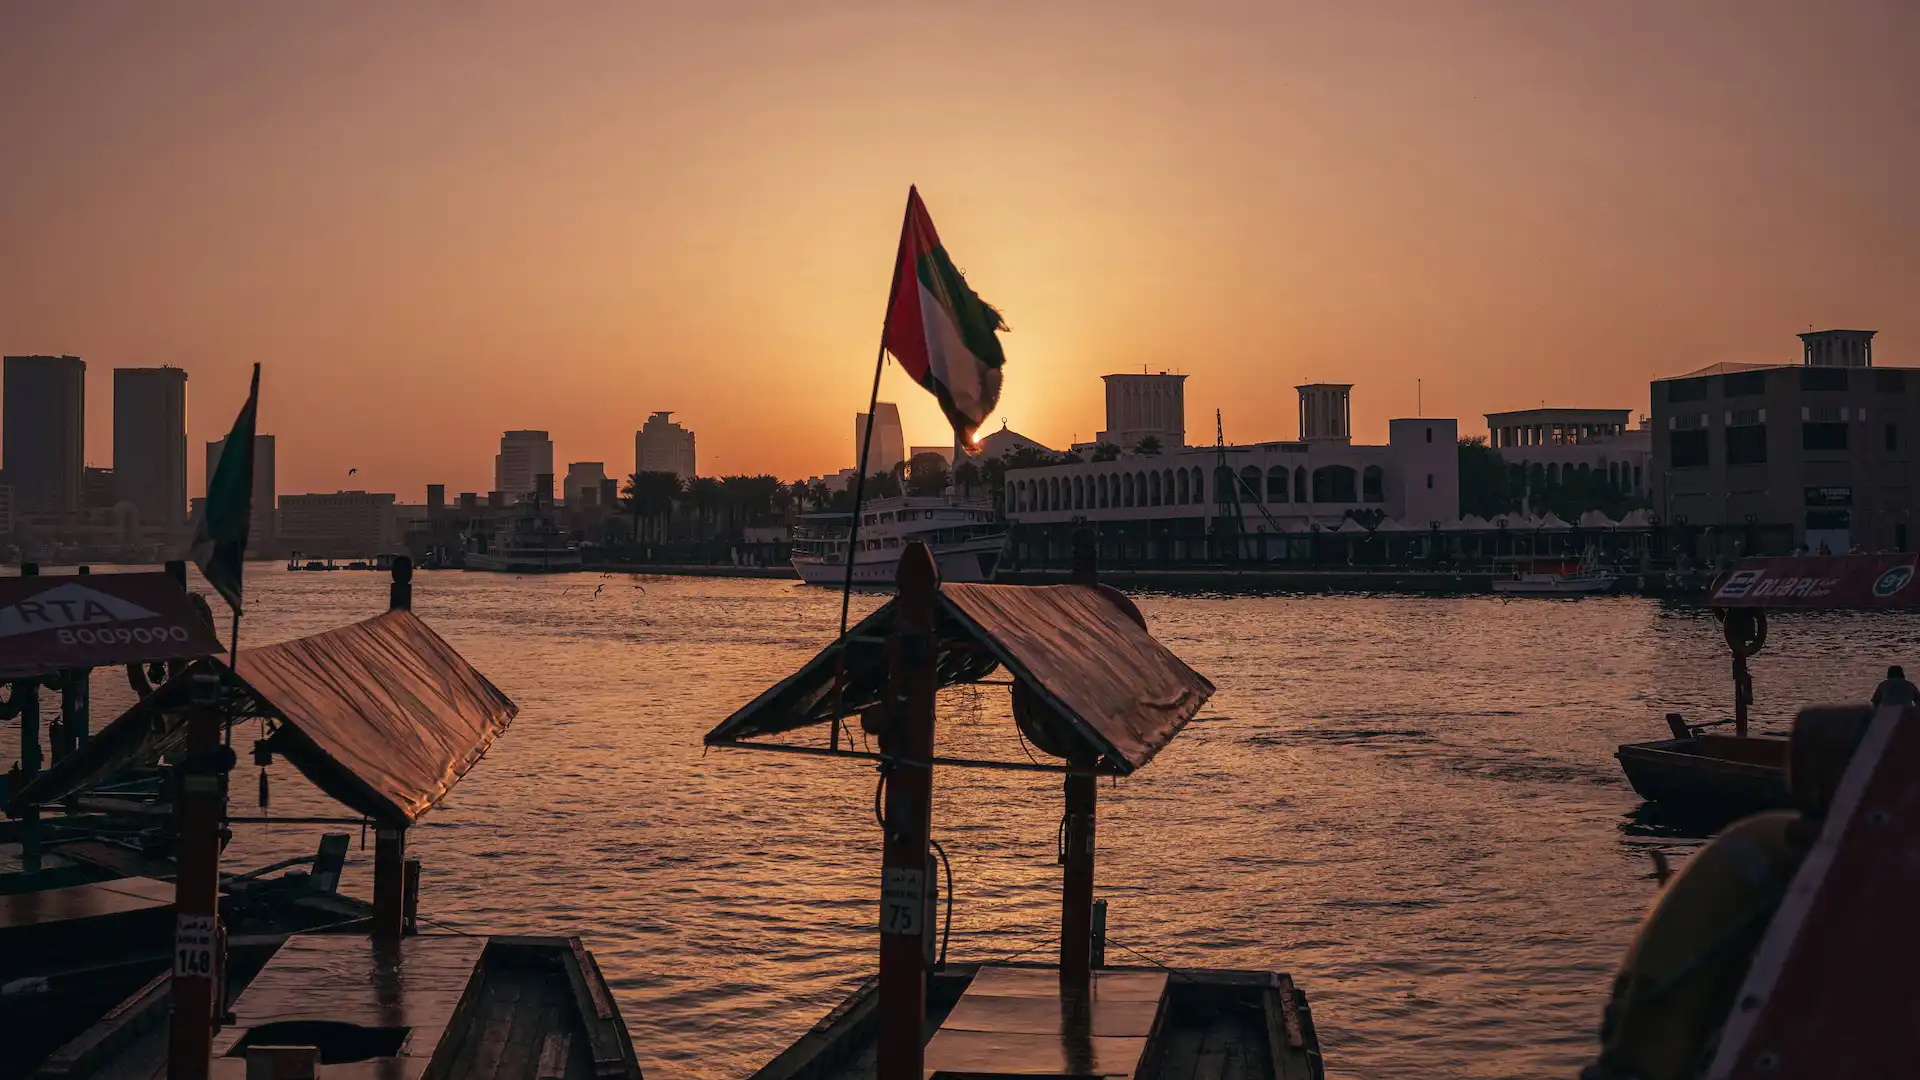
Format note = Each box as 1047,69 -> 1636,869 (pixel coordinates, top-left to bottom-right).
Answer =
427,484 -> 446,514
277,490 -> 397,555
853,403 -> 906,474
494,430 -> 554,503
1652,328 -> 1920,553
84,466 -> 117,509
637,411 -> 696,479
4,354 -> 86,513
564,461 -> 606,505
1487,408 -> 1650,500
205,433 -> 277,547
1097,373 -> 1187,449
114,366 -> 189,529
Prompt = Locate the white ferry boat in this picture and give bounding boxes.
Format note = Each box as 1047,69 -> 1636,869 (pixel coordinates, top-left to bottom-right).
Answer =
791,495 -> 1006,585
1491,560 -> 1619,596
463,501 -> 582,574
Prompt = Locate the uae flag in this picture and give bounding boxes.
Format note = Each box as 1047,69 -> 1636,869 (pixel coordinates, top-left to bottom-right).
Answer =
191,364 -> 259,616
882,187 -> 1008,444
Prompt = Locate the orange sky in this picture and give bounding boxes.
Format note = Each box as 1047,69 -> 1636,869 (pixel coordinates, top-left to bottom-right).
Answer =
2,2 -> 1916,501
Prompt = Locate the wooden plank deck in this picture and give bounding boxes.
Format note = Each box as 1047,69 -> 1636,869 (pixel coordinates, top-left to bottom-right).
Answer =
0,876 -> 172,931
923,967 -> 1168,1080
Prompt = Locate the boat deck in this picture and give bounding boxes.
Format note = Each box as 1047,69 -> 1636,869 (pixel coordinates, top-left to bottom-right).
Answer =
748,963 -> 1321,1080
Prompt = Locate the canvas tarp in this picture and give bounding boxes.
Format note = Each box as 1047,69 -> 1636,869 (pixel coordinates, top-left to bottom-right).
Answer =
706,582 -> 1214,775
7,609 -> 516,825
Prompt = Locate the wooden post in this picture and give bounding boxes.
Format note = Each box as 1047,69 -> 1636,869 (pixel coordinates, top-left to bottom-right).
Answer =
169,667 -> 228,1080
1061,527 -> 1099,985
1733,655 -> 1751,738
389,555 -> 413,612
877,542 -> 939,1080
403,858 -> 422,935
65,568 -> 91,753
372,826 -> 406,944
17,562 -> 40,873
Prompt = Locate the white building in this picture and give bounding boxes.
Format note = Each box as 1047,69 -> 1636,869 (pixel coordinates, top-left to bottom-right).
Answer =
636,411 -> 696,479
1485,407 -> 1652,497
853,402 -> 906,474
1008,383 -> 1460,539
1096,373 -> 1187,450
495,430 -> 554,503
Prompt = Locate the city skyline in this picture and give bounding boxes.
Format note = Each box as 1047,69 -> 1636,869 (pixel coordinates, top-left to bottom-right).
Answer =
2,3 -> 1915,501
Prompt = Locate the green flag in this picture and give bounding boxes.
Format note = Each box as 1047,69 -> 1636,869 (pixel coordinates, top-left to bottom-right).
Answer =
192,364 -> 259,615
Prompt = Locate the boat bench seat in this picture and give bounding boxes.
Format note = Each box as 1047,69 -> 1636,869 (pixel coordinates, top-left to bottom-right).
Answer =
924,966 -> 1169,1080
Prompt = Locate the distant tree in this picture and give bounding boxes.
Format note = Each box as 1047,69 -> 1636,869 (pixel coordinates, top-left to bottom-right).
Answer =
906,452 -> 951,496
1457,437 -> 1516,519
807,480 -> 834,513
1091,442 -> 1122,462
624,471 -> 683,543
1135,435 -> 1163,456
953,460 -> 983,498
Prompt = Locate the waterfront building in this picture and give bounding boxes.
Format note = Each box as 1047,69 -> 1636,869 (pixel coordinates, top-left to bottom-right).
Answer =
83,466 -> 117,509
1096,373 -> 1187,449
205,433 -> 278,547
494,430 -> 554,503
1650,328 -> 1920,553
853,403 -> 906,474
637,411 -> 697,478
3,354 -> 86,513
277,490 -> 398,556
977,426 -> 1056,459
113,366 -> 189,529
563,461 -> 606,505
1007,381 -> 1459,561
1486,408 -> 1652,498
0,484 -> 13,534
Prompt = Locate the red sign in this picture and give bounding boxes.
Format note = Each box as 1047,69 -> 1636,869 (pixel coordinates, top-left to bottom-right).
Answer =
0,573 -> 225,677
1711,554 -> 1920,610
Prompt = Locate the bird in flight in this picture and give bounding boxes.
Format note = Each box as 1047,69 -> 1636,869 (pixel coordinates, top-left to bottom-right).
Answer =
347,468 -> 358,476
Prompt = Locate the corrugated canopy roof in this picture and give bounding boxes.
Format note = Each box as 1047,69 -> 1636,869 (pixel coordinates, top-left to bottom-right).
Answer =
704,583 -> 1214,775
7,609 -> 516,825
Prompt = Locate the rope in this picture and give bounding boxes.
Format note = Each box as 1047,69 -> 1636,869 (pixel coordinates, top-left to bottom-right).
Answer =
1101,934 -> 1202,984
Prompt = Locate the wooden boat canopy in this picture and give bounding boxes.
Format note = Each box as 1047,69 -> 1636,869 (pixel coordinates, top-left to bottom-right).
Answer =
1710,553 -> 1920,610
705,582 -> 1215,775
0,570 -> 224,678
7,608 -> 516,826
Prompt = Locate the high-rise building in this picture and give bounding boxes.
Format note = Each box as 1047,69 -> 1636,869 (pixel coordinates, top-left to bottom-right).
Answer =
84,466 -> 118,509
853,402 -> 906,474
1097,373 -> 1187,450
3,355 -> 86,513
564,462 -> 606,505
636,411 -> 696,478
277,490 -> 397,555
205,433 -> 277,546
114,366 -> 190,528
494,430 -> 554,503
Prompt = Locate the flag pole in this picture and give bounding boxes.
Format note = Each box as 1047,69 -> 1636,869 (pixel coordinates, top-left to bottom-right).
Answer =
833,189 -> 917,749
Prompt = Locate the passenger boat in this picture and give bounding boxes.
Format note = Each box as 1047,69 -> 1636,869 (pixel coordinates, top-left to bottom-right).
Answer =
1586,698 -> 1920,1078
709,532 -> 1325,1080
790,494 -> 1005,585
3,560 -> 641,1079
465,494 -> 582,573
1616,553 -> 1919,818
1491,559 -> 1619,596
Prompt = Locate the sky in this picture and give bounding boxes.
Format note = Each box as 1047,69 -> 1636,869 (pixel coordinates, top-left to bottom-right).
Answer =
2,1 -> 1916,501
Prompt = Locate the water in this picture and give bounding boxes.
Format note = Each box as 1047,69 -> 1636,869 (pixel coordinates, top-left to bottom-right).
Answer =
20,567 -> 1920,1079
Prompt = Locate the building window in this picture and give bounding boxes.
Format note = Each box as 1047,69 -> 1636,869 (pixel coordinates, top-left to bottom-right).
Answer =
1177,470 -> 1190,504
1312,465 -> 1358,503
1802,422 -> 1849,452
1191,467 -> 1205,503
1801,368 -> 1850,392
1666,378 -> 1710,403
1149,471 -> 1162,506
1362,465 -> 1384,503
1633,465 -> 1642,490
1425,427 -> 1433,443
1670,429 -> 1710,468
1888,423 -> 1901,453
1122,474 -> 1134,507
1725,424 -> 1767,465
1877,370 -> 1907,393
1267,466 -> 1289,502
1723,371 -> 1767,397
1240,466 -> 1263,503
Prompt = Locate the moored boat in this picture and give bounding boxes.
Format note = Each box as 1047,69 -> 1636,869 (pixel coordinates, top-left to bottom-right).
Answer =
465,491 -> 582,573
1615,720 -> 1790,815
1491,559 -> 1619,595
790,494 -> 1005,585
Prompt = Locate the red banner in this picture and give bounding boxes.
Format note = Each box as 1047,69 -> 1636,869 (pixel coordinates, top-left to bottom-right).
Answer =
1711,554 -> 1920,609
0,572 -> 225,677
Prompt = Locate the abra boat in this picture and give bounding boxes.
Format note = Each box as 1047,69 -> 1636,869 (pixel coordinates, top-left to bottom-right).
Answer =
465,494 -> 582,573
1491,559 -> 1619,596
710,533 -> 1325,1080
790,494 -> 1005,585
1615,553 -> 1920,818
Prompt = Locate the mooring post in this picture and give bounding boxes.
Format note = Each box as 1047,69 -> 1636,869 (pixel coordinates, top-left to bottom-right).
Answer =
1062,528 -> 1100,985
877,542 -> 939,1080
169,666 -> 228,1080
372,826 -> 407,944
17,562 -> 41,873
389,555 -> 413,612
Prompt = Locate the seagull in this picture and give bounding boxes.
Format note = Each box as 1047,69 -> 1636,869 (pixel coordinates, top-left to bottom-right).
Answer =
347,468 -> 358,476
593,584 -> 605,598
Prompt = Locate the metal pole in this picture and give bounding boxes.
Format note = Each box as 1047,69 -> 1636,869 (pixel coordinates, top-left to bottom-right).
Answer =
876,542 -> 939,1080
1061,529 -> 1099,985
168,666 -> 228,1080
17,562 -> 40,873
63,566 -> 92,755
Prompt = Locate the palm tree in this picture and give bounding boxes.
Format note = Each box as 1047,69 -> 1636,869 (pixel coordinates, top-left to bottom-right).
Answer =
624,471 -> 684,543
1135,435 -> 1163,455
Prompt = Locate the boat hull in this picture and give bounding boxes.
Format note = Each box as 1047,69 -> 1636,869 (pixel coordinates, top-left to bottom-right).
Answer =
1492,576 -> 1619,596
463,550 -> 583,574
794,542 -> 1001,586
1616,735 -> 1792,814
